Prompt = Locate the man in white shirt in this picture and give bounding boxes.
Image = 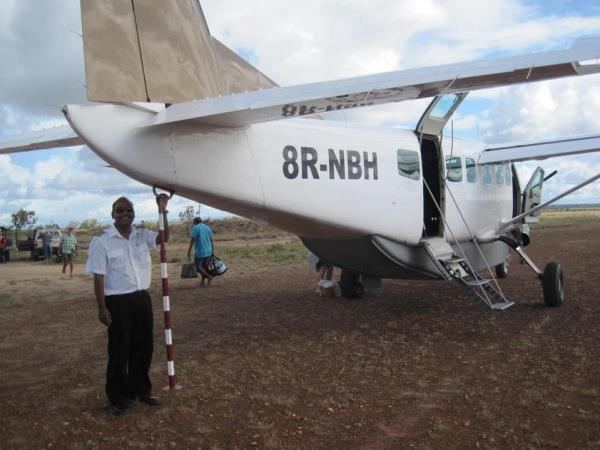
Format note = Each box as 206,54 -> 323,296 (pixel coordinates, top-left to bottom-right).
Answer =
87,195 -> 169,415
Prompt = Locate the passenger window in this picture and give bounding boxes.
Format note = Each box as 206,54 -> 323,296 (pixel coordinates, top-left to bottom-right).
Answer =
465,158 -> 476,183
445,156 -> 463,182
496,164 -> 504,184
483,165 -> 492,185
505,165 -> 511,186
397,149 -> 420,180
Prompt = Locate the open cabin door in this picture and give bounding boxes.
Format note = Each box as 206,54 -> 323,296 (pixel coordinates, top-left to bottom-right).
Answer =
522,166 -> 545,223
415,93 -> 468,237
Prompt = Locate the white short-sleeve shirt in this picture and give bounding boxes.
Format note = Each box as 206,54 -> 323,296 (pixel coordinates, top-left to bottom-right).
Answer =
86,225 -> 158,295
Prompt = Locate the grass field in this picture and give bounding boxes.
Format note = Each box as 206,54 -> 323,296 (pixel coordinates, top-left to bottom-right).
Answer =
5,206 -> 599,268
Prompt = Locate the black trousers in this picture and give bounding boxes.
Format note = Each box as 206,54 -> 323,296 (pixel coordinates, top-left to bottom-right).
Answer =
105,290 -> 154,406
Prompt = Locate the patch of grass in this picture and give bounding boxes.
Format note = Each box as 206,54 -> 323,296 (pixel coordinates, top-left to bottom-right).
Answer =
558,385 -> 600,397
271,395 -> 297,407
513,337 -> 537,350
218,239 -> 307,267
0,293 -> 24,307
534,209 -> 600,229
518,388 -> 545,406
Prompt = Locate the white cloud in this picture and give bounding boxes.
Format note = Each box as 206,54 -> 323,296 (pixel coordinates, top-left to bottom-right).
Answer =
0,147 -> 231,226
1,0 -> 600,225
479,77 -> 600,143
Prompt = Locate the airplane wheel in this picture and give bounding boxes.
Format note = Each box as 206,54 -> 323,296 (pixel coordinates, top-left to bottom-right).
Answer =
340,270 -> 364,299
495,257 -> 509,279
543,262 -> 564,307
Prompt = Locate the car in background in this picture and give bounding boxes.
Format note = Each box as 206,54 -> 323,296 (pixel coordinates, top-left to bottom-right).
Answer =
16,228 -> 62,260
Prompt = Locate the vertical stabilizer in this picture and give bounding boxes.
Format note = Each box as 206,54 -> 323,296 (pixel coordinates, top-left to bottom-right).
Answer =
132,0 -> 222,102
81,0 -> 277,104
81,0 -> 148,102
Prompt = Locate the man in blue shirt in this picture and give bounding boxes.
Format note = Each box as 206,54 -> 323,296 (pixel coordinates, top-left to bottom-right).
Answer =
187,217 -> 214,287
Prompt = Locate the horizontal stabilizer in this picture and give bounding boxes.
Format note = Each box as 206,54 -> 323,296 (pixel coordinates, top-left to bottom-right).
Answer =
144,36 -> 600,128
0,125 -> 83,154
479,133 -> 600,163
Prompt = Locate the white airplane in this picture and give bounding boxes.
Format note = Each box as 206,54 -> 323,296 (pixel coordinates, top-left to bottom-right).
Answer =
2,0 -> 600,309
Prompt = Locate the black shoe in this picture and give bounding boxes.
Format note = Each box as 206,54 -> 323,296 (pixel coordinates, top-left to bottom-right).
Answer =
111,403 -> 130,416
137,395 -> 160,406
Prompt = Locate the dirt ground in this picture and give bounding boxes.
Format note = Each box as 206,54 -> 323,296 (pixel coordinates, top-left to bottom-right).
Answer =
0,222 -> 599,449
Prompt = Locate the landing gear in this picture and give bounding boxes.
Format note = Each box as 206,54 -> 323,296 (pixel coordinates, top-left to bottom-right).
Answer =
495,257 -> 509,279
499,236 -> 565,307
339,270 -> 364,299
542,262 -> 564,307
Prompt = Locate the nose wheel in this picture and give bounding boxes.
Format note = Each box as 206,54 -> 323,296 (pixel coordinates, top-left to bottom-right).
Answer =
499,236 -> 565,307
495,256 -> 510,278
542,262 -> 564,307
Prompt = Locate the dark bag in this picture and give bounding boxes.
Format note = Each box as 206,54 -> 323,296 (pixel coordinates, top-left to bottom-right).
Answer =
180,259 -> 198,278
203,255 -> 227,277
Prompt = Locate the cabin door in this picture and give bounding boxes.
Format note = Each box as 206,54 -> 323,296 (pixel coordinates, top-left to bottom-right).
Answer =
415,93 -> 467,238
522,166 -> 545,224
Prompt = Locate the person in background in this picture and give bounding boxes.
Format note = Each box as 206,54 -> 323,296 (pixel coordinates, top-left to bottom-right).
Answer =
0,229 -> 6,263
42,231 -> 52,260
187,217 -> 214,287
86,195 -> 170,416
39,232 -> 46,259
60,226 -> 78,277
308,251 -> 334,294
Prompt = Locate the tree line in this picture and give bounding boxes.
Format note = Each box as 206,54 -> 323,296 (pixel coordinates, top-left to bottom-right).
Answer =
5,205 -> 202,240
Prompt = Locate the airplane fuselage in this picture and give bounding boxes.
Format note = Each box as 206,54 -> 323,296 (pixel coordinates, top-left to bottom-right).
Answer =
65,103 -> 512,277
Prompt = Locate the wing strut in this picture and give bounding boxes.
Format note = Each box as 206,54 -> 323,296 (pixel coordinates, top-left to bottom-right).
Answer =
500,173 -> 600,230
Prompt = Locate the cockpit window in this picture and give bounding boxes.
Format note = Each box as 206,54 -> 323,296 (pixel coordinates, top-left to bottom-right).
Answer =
465,158 -> 476,183
397,149 -> 420,180
446,156 -> 462,182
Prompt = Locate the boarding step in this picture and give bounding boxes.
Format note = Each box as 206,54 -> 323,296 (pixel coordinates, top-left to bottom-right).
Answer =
439,258 -> 515,310
491,301 -> 515,310
422,238 -> 515,310
422,237 -> 455,261
440,259 -> 468,279
464,278 -> 491,287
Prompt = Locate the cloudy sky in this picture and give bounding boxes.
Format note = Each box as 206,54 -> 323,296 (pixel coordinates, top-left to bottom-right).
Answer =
1,0 -> 600,227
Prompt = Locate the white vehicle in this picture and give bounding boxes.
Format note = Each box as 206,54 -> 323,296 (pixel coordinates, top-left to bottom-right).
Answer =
2,1 -> 600,309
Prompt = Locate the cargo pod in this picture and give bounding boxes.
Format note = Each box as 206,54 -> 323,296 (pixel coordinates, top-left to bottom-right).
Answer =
415,93 -> 467,237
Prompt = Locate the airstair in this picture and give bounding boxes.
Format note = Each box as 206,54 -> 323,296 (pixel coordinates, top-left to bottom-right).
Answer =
422,237 -> 514,310
415,94 -> 514,310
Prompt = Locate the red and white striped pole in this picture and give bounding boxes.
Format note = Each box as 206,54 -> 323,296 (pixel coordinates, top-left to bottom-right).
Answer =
154,188 -> 178,390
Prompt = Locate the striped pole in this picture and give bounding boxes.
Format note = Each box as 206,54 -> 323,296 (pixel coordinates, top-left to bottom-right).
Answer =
155,191 -> 177,390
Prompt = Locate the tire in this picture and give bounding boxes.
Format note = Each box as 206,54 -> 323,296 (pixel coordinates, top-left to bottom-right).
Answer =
495,257 -> 509,279
31,249 -> 39,261
339,270 -> 364,299
543,262 -> 564,307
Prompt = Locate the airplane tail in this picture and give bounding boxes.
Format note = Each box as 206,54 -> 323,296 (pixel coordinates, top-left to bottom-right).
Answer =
80,0 -> 277,104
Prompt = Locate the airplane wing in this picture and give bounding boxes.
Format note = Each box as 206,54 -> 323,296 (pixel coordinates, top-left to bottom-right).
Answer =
0,125 -> 83,154
478,133 -> 600,164
145,36 -> 600,128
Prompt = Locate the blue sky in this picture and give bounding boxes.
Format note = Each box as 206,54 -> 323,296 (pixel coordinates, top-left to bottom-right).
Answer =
1,0 -> 600,226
